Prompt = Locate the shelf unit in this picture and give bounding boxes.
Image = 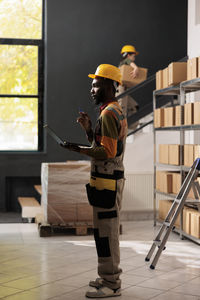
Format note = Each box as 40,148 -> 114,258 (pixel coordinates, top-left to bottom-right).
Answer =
153,77 -> 200,245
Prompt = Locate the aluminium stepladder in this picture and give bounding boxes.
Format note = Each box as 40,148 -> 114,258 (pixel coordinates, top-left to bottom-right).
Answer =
145,158 -> 200,269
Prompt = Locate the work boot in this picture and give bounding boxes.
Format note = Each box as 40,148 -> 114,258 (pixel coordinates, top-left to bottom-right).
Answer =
85,286 -> 121,298
89,277 -> 103,288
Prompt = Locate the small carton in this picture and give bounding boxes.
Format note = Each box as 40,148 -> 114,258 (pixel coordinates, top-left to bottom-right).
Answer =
184,144 -> 194,167
163,67 -> 169,89
156,70 -> 163,90
184,103 -> 194,125
190,210 -> 200,238
172,172 -> 181,194
119,65 -> 148,88
159,200 -> 172,221
154,108 -> 164,128
164,107 -> 175,127
194,145 -> 200,160
159,144 -> 169,164
193,102 -> 200,124
168,62 -> 187,86
175,105 -> 183,126
183,207 -> 192,234
163,172 -> 173,193
187,57 -> 198,80
198,57 -> 200,78
169,144 -> 180,165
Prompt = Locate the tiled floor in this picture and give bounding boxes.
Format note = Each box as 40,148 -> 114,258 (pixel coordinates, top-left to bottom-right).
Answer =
0,221 -> 200,299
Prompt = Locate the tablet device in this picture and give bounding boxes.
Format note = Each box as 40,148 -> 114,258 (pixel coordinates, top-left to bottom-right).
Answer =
44,124 -> 89,147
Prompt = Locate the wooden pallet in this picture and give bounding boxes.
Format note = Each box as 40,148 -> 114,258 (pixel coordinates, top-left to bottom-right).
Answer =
38,222 -> 93,237
38,222 -> 123,237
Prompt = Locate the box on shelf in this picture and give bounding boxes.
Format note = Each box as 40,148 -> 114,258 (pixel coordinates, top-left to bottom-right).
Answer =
41,161 -> 92,224
193,102 -> 200,124
172,172 -> 181,194
183,207 -> 192,235
119,65 -> 148,88
159,144 -> 169,164
163,67 -> 169,89
190,209 -> 200,238
169,144 -> 180,165
184,144 -> 194,167
198,57 -> 200,77
156,171 -> 173,193
159,199 -> 180,227
188,177 -> 200,199
175,105 -> 183,126
158,200 -> 172,221
194,145 -> 200,161
154,108 -> 164,128
184,103 -> 194,125
168,62 -> 187,86
164,107 -> 175,127
187,57 -> 198,81
156,70 -> 163,90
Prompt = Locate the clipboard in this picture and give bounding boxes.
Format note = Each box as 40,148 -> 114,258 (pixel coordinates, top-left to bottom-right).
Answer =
44,124 -> 89,147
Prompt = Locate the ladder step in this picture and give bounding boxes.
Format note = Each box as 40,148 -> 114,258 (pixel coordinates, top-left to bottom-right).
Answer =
164,221 -> 170,227
153,240 -> 161,246
175,199 -> 180,203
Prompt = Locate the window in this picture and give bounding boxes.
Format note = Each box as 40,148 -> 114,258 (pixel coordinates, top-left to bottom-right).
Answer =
0,0 -> 44,151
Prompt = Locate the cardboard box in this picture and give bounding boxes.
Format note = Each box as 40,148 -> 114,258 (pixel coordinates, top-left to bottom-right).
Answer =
159,144 -> 169,164
172,172 -> 181,194
164,107 -> 175,127
183,207 -> 192,234
187,57 -> 198,80
119,65 -> 148,88
184,103 -> 194,125
163,172 -> 173,193
188,177 -> 200,199
163,67 -> 169,89
198,57 -> 200,77
168,62 -> 187,86
190,210 -> 200,238
156,171 -> 172,193
154,108 -> 164,128
169,144 -> 180,165
194,145 -> 200,160
175,105 -> 183,126
184,144 -> 194,167
159,199 -> 180,227
193,102 -> 200,124
159,200 -> 172,220
156,70 -> 163,90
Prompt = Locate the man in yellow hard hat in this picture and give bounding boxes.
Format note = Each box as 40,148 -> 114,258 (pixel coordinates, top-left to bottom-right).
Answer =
117,45 -> 139,127
60,64 -> 127,298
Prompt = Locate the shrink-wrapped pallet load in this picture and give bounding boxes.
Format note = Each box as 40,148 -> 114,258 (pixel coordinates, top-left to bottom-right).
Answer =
41,161 -> 92,224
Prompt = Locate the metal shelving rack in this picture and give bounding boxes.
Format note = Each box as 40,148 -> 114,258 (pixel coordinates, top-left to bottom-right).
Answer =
153,77 -> 200,245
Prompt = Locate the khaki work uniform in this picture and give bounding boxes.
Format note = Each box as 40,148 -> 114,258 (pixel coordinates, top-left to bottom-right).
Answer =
86,103 -> 127,290
117,58 -> 139,130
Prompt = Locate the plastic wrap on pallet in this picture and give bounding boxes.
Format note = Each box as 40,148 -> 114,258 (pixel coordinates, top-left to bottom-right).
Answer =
41,161 -> 93,224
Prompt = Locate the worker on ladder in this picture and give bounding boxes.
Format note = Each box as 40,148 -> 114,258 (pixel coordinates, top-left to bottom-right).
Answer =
116,44 -> 139,128
60,64 -> 127,298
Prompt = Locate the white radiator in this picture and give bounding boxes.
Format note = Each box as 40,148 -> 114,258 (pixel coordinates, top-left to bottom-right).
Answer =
122,172 -> 154,211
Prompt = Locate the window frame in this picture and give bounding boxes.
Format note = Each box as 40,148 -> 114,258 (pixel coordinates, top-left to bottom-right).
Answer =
0,0 -> 45,153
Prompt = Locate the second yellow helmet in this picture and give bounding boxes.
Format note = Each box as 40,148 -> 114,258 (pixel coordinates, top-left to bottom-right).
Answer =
121,45 -> 139,55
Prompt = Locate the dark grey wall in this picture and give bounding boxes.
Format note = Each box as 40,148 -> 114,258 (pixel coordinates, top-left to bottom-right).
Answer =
0,0 -> 187,211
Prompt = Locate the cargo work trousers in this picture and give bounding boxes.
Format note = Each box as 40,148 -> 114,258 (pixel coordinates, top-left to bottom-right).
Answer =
92,178 -> 125,290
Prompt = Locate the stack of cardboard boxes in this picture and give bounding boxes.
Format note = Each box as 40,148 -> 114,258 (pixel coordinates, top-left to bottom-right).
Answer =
154,102 -> 200,128
159,201 -> 200,238
156,56 -> 200,90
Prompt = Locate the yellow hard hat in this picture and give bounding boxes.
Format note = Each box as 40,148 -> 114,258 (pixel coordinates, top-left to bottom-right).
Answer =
121,45 -> 139,55
88,64 -> 122,85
